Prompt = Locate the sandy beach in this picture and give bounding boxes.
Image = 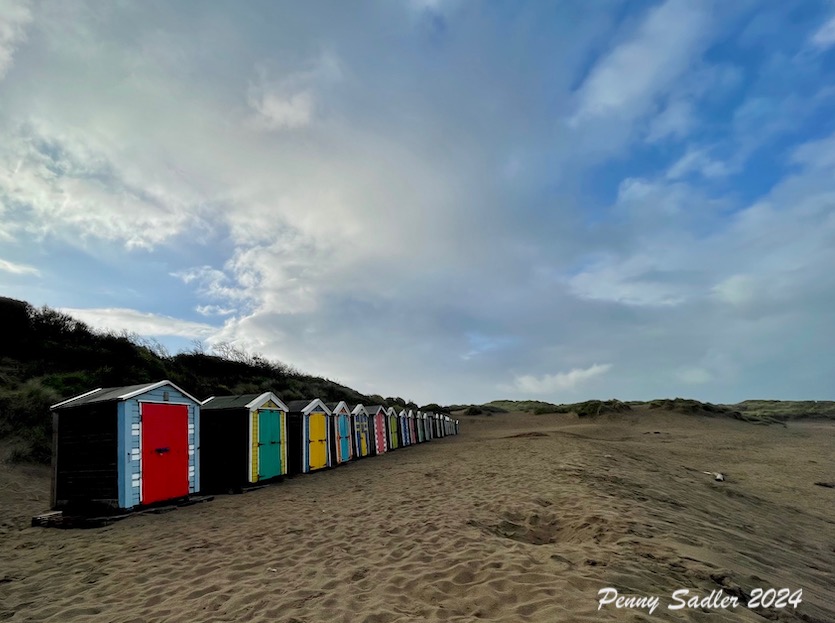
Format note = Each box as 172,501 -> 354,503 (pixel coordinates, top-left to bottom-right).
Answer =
1,408 -> 833,622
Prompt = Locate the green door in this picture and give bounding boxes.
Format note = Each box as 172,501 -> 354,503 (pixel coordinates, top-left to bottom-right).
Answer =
258,409 -> 282,480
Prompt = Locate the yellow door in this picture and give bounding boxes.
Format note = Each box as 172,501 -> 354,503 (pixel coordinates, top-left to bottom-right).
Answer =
360,422 -> 368,456
309,413 -> 328,470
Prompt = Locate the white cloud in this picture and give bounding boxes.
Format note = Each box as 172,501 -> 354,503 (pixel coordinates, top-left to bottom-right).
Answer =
567,257 -> 691,307
711,274 -> 758,307
646,99 -> 695,143
571,0 -> 713,125
248,88 -> 315,130
666,147 -> 730,179
0,257 -> 39,275
810,15 -> 835,50
675,366 -> 712,384
60,307 -> 217,338
246,52 -> 342,132
0,123 -> 206,249
0,0 -> 32,80
790,132 -> 835,171
509,364 -> 612,395
195,304 -> 237,317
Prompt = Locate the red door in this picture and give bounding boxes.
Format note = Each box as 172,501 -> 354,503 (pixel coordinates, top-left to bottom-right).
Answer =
141,403 -> 189,504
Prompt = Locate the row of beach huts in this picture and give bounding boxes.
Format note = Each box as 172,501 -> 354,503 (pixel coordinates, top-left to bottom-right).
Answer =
48,380 -> 459,513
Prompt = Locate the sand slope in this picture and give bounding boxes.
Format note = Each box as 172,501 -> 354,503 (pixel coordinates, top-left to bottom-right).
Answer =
1,408 -> 832,622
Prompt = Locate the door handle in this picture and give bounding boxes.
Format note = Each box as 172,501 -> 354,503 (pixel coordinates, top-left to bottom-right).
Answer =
155,447 -> 170,454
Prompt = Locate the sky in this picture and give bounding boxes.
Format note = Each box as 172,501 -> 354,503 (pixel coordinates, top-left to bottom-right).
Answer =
1,0 -> 835,406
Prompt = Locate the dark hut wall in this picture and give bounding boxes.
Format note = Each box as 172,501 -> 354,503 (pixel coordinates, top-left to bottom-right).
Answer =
199,408 -> 248,493
54,402 -> 118,509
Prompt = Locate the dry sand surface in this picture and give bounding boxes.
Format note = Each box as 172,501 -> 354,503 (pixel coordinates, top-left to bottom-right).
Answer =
1,408 -> 833,622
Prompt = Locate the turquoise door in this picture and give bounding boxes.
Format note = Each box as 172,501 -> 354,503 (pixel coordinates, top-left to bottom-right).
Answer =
258,409 -> 282,479
338,414 -> 351,461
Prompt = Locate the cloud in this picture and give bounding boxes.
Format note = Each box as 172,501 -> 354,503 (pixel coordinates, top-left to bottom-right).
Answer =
645,99 -> 695,143
59,307 -> 217,339
246,52 -> 342,131
248,88 -> 315,130
571,0 -> 713,125
810,14 -> 835,50
0,122 -> 208,250
195,304 -> 237,317
666,147 -> 730,180
675,366 -> 712,384
0,0 -> 32,80
0,257 -> 39,275
508,364 -> 613,395
711,274 -> 758,307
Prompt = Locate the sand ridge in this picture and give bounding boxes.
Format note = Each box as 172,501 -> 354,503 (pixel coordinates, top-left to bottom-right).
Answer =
0,408 -> 833,622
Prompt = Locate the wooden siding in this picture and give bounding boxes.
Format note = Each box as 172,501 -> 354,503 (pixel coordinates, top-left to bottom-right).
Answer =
55,403 -> 118,510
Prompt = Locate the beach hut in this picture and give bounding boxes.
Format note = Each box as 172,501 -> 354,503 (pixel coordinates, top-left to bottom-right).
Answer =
286,400 -> 332,475
365,405 -> 388,454
399,409 -> 411,446
386,407 -> 400,449
200,392 -> 288,493
326,401 -> 354,465
409,411 -> 421,444
414,411 -> 424,443
351,404 -> 372,459
50,380 -> 201,512
422,411 -> 433,441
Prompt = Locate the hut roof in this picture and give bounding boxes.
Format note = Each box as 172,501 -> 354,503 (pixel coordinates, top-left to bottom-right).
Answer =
364,404 -> 384,415
51,380 -> 199,410
352,404 -> 368,416
286,398 -> 331,415
325,401 -> 350,414
201,392 -> 288,412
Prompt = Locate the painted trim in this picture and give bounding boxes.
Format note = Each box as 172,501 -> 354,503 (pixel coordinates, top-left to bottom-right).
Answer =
50,387 -> 103,409
117,402 -> 127,508
302,398 -> 331,416
120,380 -> 202,405
245,392 -> 288,412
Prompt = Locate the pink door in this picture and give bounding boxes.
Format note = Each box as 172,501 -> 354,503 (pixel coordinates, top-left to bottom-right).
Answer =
374,413 -> 387,453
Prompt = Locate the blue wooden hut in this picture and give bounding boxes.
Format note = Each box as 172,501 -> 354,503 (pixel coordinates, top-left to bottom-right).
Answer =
50,380 -> 201,512
326,401 -> 354,464
399,409 -> 410,446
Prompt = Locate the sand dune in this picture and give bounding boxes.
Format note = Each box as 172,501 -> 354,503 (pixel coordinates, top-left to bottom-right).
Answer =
1,407 -> 832,622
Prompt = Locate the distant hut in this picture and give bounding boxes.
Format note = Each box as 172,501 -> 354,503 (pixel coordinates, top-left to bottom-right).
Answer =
326,401 -> 354,465
286,400 -> 332,475
415,411 -> 425,443
200,392 -> 288,493
50,380 -> 201,512
351,404 -> 372,459
435,413 -> 444,438
422,411 -> 433,441
399,409 -> 411,446
365,405 -> 388,454
386,407 -> 400,450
